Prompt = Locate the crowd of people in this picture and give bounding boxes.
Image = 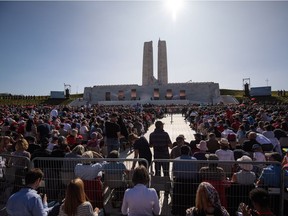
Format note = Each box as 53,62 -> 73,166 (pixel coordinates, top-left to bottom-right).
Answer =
1,103 -> 288,215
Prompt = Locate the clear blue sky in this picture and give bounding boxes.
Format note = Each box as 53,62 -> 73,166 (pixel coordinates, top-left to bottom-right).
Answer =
0,1 -> 288,95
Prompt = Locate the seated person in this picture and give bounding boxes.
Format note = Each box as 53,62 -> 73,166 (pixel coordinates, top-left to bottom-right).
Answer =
206,133 -> 220,154
172,145 -> 198,215
199,154 -> 226,182
239,188 -> 275,216
6,168 -> 51,216
193,140 -> 209,160
173,145 -> 198,181
257,152 -> 282,188
186,182 -> 229,216
199,154 -> 229,208
215,138 -> 235,176
85,132 -> 103,153
170,135 -> 186,159
172,134 -> 189,148
231,155 -> 256,185
58,178 -> 99,216
103,150 -> 127,176
74,151 -> 104,180
102,150 -> 128,207
252,144 -> 266,176
121,165 -> 160,216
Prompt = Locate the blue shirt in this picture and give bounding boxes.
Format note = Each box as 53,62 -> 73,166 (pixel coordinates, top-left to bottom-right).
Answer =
259,164 -> 281,187
103,162 -> 126,175
172,155 -> 198,180
6,188 -> 49,216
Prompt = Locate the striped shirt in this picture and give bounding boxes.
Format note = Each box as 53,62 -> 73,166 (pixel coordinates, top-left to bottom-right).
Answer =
58,201 -> 98,216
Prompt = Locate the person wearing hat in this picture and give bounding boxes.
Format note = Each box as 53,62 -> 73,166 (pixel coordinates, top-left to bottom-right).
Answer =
170,135 -> 186,159
172,134 -> 189,148
149,121 -> 172,177
193,140 -> 209,160
189,133 -> 202,155
215,138 -> 235,176
231,155 -> 256,185
257,152 -> 282,188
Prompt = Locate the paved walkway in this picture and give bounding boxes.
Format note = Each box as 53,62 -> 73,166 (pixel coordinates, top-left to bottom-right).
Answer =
121,113 -> 196,159
144,113 -> 196,144
120,114 -> 196,215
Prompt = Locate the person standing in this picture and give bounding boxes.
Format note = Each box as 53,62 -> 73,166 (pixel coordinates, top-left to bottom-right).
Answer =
104,113 -> 121,155
128,133 -> 152,169
6,168 -> 50,216
149,121 -> 172,177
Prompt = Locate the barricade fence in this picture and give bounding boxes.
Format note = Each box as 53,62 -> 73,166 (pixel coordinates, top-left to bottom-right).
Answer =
0,154 -> 31,206
0,155 -> 287,216
150,159 -> 287,216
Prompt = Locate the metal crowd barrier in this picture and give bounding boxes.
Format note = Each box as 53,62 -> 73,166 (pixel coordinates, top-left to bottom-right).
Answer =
0,154 -> 287,216
30,157 -> 148,215
150,159 -> 287,216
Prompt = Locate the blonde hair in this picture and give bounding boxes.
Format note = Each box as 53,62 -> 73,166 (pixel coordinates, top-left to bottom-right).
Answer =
63,178 -> 88,215
195,184 -> 211,211
15,138 -> 29,151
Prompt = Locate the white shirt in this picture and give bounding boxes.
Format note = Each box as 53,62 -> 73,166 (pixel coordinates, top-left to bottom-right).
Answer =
80,125 -> 89,139
46,143 -> 57,152
50,109 -> 58,119
63,123 -> 71,131
121,184 -> 160,216
74,163 -> 103,180
253,152 -> 266,162
256,133 -> 272,144
215,149 -> 235,161
221,129 -> 236,139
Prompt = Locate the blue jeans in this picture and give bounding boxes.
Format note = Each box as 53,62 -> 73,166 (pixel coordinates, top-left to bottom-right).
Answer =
106,138 -> 120,155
